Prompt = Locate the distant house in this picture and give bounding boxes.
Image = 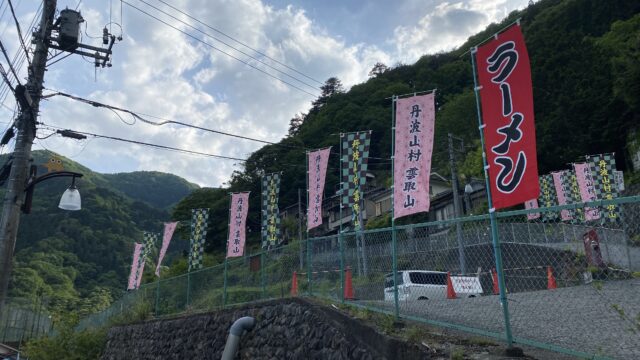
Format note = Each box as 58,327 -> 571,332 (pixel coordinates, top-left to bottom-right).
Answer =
277,173 -> 487,241
365,172 -> 451,220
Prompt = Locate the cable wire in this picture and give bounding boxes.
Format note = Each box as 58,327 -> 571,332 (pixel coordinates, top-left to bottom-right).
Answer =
137,0 -> 319,92
39,123 -> 249,162
43,89 -> 284,146
0,38 -> 20,85
156,0 -> 323,86
0,63 -> 14,93
0,1 -> 41,102
6,0 -> 30,65
121,0 -> 319,98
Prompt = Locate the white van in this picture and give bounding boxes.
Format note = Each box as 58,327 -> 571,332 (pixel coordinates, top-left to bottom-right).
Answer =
384,270 -> 482,301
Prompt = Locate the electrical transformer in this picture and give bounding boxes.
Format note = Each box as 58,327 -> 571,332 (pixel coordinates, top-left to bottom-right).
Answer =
58,9 -> 83,50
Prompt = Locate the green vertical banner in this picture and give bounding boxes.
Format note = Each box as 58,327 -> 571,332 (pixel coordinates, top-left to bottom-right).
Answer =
188,208 -> 209,271
562,169 -> 585,223
261,172 -> 281,249
586,153 -> 620,222
538,174 -> 558,221
142,231 -> 158,261
340,131 -> 371,231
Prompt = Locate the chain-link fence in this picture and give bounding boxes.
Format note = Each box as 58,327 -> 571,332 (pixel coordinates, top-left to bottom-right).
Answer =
76,196 -> 640,359
0,297 -> 53,343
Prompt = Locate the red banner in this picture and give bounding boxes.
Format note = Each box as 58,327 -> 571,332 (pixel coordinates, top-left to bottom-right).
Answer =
475,24 -> 539,210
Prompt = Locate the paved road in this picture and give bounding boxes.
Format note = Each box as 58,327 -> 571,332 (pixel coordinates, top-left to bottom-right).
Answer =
359,279 -> 640,359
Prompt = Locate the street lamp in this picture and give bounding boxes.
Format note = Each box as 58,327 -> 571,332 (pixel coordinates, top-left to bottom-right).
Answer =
22,165 -> 83,214
58,176 -> 81,210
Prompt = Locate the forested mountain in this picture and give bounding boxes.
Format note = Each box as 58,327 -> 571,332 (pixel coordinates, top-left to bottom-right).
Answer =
171,0 -> 640,255
103,171 -> 199,209
5,0 -> 640,318
4,150 -> 197,315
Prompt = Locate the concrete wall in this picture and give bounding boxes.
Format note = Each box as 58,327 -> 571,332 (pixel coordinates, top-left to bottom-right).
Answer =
102,298 -> 426,360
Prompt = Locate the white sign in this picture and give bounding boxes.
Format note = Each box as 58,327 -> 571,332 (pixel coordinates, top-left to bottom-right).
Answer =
451,276 -> 483,294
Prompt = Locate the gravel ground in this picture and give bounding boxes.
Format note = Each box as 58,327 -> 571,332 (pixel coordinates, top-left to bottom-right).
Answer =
359,278 -> 640,359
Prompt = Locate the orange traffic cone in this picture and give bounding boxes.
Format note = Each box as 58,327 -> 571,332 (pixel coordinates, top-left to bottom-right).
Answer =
291,271 -> 298,296
547,266 -> 557,290
446,272 -> 457,299
344,267 -> 355,300
491,268 -> 499,295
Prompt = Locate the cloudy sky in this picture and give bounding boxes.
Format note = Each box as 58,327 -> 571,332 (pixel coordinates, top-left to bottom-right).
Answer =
0,0 -> 530,187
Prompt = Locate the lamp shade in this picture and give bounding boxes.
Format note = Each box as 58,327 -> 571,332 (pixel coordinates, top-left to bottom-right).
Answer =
464,183 -> 473,194
58,187 -> 81,211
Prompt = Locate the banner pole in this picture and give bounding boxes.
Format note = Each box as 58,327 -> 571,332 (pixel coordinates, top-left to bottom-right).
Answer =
391,95 -> 400,319
261,174 -> 265,250
306,153 -> 312,296
471,47 -> 514,347
224,193 -> 233,308
155,279 -> 160,316
186,218 -> 191,307
338,140 -> 345,303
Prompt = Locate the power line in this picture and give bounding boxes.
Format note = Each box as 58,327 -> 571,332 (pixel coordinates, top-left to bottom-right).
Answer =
6,0 -> 30,65
121,0 -> 319,98
157,0 -> 323,87
43,89 -> 393,162
137,0 -> 320,92
43,89 -> 282,146
0,63 -> 14,93
38,123 -> 249,162
0,38 -> 20,85
0,2 -> 41,103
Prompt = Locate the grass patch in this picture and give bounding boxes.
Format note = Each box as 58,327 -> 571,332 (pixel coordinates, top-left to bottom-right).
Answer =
450,347 -> 465,360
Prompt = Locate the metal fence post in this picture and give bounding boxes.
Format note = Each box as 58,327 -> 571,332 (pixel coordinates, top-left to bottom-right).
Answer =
261,252 -> 266,299
307,238 -> 312,295
186,272 -> 191,308
223,259 -> 228,308
155,279 -> 160,316
339,233 -> 345,303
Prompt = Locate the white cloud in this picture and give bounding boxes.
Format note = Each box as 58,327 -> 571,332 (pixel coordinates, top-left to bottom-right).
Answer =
19,0 -> 531,187
391,0 -> 530,62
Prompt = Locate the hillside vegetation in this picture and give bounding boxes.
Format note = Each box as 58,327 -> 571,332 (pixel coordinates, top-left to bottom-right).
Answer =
6,0 -> 640,320
5,150 -> 197,316
172,0 -> 640,255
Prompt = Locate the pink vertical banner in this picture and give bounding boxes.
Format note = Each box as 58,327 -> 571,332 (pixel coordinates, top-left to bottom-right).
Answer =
136,259 -> 146,289
551,171 -> 572,221
573,163 -> 601,221
307,147 -> 331,230
525,199 -> 540,220
227,192 -> 250,258
127,243 -> 144,290
393,93 -> 436,219
155,222 -> 178,277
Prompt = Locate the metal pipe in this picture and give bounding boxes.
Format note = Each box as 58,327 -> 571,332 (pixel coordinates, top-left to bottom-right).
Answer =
221,316 -> 256,360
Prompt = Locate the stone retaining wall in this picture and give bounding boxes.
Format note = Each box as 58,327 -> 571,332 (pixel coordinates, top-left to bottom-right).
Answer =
102,298 -> 427,359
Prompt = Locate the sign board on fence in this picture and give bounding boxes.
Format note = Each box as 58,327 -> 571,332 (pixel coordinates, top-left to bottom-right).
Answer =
450,276 -> 483,294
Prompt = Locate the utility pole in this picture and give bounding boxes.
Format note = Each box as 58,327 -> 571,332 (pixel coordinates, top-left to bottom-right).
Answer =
0,0 -> 57,305
0,1 -> 115,304
448,133 -> 466,274
297,188 -> 303,268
